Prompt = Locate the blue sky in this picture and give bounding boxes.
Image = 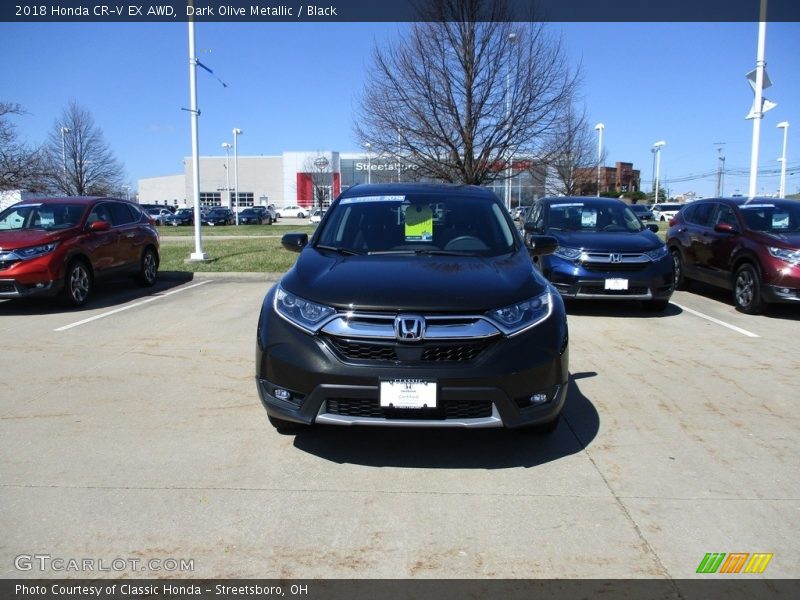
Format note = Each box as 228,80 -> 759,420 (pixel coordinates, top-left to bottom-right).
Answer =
1,21 -> 798,198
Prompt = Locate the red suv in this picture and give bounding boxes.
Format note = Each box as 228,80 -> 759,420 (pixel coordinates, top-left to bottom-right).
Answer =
667,197 -> 800,313
0,197 -> 160,307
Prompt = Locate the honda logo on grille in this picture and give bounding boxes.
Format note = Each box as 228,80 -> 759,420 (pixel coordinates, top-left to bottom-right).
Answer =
610,253 -> 623,263
394,315 -> 425,341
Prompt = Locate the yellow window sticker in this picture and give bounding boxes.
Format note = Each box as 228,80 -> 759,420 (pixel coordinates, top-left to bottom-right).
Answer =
404,205 -> 434,241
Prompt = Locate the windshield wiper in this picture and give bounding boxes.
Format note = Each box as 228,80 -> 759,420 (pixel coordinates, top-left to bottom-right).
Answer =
368,249 -> 476,257
315,244 -> 363,256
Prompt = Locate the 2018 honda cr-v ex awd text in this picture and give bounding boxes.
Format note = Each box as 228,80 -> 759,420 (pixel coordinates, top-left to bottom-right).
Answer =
256,184 -> 569,433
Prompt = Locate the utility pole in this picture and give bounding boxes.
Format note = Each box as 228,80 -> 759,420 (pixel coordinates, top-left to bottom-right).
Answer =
714,143 -> 726,197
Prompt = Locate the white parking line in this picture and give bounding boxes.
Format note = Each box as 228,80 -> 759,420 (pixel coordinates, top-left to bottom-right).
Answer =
54,280 -> 212,332
672,302 -> 760,338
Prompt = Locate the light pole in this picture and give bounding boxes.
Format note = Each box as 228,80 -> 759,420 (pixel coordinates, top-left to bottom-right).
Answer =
221,142 -> 232,209
60,127 -> 70,194
777,121 -> 789,198
233,128 -> 243,225
505,31 -> 517,211
364,142 -> 371,184
595,123 -> 604,197
653,141 -> 666,204
187,19 -> 207,261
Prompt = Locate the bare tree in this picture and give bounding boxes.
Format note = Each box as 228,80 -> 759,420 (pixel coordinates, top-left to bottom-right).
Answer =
0,102 -> 47,191
543,104 -> 602,196
354,0 -> 579,186
44,100 -> 125,196
303,154 -> 334,209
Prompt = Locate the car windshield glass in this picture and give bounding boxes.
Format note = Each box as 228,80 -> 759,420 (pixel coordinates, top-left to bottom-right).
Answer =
0,203 -> 86,231
546,202 -> 644,233
315,194 -> 516,256
739,202 -> 800,233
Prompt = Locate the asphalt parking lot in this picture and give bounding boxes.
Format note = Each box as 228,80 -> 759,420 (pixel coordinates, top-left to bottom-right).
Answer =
0,275 -> 798,579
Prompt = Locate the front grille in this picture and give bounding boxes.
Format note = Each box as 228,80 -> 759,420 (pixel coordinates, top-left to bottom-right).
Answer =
0,281 -> 18,294
577,285 -> 649,296
324,336 -> 490,363
326,397 -> 493,420
582,262 -> 648,272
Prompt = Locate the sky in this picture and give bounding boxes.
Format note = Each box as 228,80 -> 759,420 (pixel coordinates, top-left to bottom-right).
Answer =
1,20 -> 798,199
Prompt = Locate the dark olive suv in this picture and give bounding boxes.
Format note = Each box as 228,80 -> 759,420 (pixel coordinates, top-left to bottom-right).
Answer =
667,197 -> 800,313
255,184 -> 569,433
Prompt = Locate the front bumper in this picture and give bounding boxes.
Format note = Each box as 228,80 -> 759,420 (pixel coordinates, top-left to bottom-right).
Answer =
543,255 -> 673,301
255,291 -> 569,430
0,278 -> 59,299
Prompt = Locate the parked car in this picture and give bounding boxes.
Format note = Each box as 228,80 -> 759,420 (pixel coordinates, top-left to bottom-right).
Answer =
628,203 -> 655,222
256,183 -> 568,433
309,209 -> 326,224
276,205 -> 308,219
651,202 -> 682,222
250,206 -> 276,224
0,197 -> 159,307
145,207 -> 172,226
165,207 -> 194,226
524,196 -> 673,311
667,197 -> 800,313
238,208 -> 267,225
203,207 -> 234,226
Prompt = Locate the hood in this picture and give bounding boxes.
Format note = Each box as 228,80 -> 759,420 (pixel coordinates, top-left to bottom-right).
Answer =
551,230 -> 662,253
0,228 -> 68,251
281,248 -> 547,312
751,230 -> 800,249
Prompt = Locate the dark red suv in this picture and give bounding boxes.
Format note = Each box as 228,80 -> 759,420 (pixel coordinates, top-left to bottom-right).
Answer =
0,197 -> 160,307
667,197 -> 800,313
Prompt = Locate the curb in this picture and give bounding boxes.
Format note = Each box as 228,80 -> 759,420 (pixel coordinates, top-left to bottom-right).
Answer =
159,271 -> 283,282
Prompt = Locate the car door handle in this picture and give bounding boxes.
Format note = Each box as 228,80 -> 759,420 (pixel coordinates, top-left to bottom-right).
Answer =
124,233 -> 136,239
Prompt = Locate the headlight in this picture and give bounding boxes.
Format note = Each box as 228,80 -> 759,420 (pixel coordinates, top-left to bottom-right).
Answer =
553,246 -> 582,261
768,247 -> 800,265
273,286 -> 336,333
487,291 -> 553,337
16,242 -> 58,260
644,245 -> 668,261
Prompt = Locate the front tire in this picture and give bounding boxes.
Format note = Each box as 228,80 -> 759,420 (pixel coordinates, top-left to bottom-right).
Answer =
734,263 -> 763,314
268,415 -> 305,433
137,247 -> 158,287
62,259 -> 92,307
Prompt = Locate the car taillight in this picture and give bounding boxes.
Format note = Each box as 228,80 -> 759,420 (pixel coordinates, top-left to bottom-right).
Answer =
668,217 -> 677,226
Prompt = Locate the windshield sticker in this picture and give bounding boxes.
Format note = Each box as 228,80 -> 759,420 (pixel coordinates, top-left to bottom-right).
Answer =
404,205 -> 434,241
581,210 -> 597,227
340,195 -> 406,205
740,204 -> 775,210
773,213 -> 790,229
551,203 -> 583,208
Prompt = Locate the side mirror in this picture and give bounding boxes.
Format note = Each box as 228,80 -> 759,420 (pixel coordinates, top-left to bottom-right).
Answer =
527,235 -> 559,257
281,233 -> 309,253
714,223 -> 738,235
88,220 -> 111,232
647,224 -> 659,233
523,222 -> 543,234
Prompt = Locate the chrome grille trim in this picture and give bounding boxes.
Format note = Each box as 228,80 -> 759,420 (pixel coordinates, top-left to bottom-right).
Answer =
321,313 -> 501,341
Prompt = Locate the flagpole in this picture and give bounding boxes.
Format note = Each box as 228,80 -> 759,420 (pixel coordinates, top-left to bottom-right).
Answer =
188,11 -> 208,260
748,0 -> 768,199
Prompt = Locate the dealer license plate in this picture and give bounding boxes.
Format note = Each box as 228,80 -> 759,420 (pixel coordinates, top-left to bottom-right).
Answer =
380,380 -> 437,409
605,278 -> 629,291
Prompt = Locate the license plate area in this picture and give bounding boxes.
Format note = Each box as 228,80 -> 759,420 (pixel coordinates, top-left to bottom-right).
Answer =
605,278 -> 629,290
380,379 -> 437,409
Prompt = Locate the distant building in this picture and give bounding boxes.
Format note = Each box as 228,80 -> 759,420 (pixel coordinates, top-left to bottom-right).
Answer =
573,162 -> 641,196
0,190 -> 48,211
138,151 -> 547,210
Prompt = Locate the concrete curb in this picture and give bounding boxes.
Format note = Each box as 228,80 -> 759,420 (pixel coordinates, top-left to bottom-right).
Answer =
159,271 -> 283,282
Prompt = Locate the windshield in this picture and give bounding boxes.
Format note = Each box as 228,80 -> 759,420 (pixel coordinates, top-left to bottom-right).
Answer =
0,203 -> 86,231
315,194 -> 516,256
740,202 -> 800,233
545,202 -> 644,233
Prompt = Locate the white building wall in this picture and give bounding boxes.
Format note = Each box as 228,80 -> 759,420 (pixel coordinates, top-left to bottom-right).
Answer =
138,175 -> 186,206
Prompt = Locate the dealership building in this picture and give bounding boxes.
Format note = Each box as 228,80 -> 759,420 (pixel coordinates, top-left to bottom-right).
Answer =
137,150 -> 547,210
